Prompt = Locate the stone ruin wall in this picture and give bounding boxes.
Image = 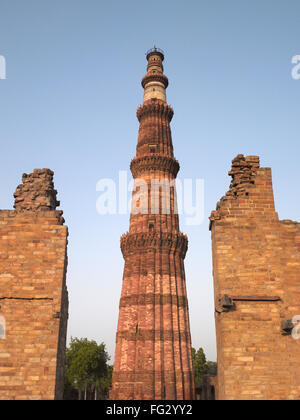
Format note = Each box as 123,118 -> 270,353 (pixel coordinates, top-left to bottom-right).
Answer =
1,158 -> 299,400
0,169 -> 68,400
210,155 -> 300,400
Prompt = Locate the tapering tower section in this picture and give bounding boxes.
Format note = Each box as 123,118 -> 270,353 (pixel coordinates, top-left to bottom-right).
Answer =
110,48 -> 195,400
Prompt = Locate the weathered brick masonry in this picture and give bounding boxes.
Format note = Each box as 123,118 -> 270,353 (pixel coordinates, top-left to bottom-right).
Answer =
110,48 -> 195,400
0,169 -> 68,400
210,155 -> 300,400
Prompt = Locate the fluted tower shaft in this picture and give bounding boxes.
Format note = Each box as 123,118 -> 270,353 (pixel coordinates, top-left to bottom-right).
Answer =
110,48 -> 195,400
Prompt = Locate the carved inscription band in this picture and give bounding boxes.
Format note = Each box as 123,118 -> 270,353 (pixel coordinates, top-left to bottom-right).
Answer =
130,155 -> 180,178
116,329 -> 190,342
113,370 -> 191,383
120,232 -> 188,258
119,293 -> 188,308
137,101 -> 174,122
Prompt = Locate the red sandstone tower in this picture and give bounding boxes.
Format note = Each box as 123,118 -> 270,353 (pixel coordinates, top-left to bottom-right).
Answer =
110,48 -> 195,400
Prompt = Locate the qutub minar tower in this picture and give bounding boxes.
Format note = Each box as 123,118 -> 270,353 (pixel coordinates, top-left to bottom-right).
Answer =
110,47 -> 195,400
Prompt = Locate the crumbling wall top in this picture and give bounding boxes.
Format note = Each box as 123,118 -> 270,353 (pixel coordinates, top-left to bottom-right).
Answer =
226,154 -> 260,198
209,154 -> 276,229
13,169 -> 60,212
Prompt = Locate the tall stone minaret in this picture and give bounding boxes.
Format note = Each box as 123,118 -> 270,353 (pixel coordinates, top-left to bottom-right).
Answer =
110,47 -> 195,400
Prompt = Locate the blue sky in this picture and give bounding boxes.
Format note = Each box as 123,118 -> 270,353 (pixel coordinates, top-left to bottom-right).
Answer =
0,0 -> 299,361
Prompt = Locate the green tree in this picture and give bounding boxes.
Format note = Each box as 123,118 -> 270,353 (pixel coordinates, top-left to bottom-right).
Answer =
98,364 -> 113,400
64,337 -> 111,400
192,347 -> 208,384
206,361 -> 217,376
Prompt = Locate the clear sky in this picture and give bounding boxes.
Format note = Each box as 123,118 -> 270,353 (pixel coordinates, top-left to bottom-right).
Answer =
0,0 -> 300,362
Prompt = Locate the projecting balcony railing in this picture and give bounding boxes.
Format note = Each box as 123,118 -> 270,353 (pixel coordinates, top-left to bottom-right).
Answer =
146,46 -> 165,60
146,46 -> 164,55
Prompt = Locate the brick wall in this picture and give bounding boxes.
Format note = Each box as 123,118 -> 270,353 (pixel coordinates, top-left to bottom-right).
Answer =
0,169 -> 68,400
210,155 -> 300,400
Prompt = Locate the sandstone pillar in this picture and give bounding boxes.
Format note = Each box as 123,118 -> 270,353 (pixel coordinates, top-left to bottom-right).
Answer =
110,48 -> 195,400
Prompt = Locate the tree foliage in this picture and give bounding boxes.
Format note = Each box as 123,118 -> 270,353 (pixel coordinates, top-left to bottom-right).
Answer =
206,360 -> 217,376
64,337 -> 111,400
192,347 -> 218,385
192,347 -> 208,384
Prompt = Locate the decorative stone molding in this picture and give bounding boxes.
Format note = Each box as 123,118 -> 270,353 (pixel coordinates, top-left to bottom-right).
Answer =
137,100 -> 174,122
116,329 -> 190,342
119,293 -> 188,308
141,73 -> 169,89
120,231 -> 188,258
112,370 -> 185,383
130,155 -> 179,178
